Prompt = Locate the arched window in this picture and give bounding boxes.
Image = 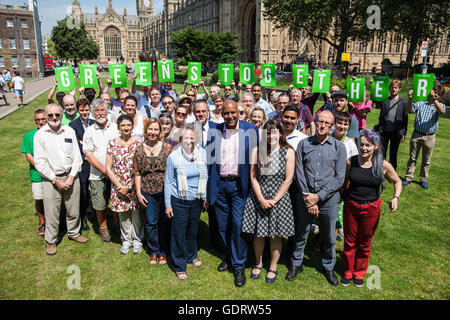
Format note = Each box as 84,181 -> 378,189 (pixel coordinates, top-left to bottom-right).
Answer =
104,26 -> 122,58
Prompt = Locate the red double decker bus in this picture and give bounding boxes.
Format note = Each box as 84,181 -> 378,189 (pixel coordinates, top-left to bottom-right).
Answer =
44,56 -> 54,71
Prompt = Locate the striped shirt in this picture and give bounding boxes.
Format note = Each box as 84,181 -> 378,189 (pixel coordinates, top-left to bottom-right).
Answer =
412,101 -> 446,134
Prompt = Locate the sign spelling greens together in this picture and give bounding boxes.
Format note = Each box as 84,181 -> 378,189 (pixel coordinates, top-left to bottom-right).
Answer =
347,78 -> 365,102
188,62 -> 202,84
158,59 -> 175,83
412,73 -> 435,101
55,66 -> 75,91
312,69 -> 331,93
370,76 -> 390,101
218,63 -> 234,85
260,64 -> 276,87
292,64 -> 309,88
79,64 -> 98,89
109,64 -> 127,88
240,63 -> 255,85
135,62 -> 152,86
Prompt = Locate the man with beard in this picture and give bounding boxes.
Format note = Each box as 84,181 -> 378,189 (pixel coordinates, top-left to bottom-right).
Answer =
83,98 -> 119,242
34,104 -> 87,255
61,95 -> 79,125
70,99 -> 95,231
21,109 -> 47,236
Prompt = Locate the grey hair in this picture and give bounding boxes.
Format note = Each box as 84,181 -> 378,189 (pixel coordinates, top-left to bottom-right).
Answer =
193,99 -> 208,112
290,88 -> 302,98
90,98 -> 107,114
45,103 -> 63,115
239,92 -> 255,105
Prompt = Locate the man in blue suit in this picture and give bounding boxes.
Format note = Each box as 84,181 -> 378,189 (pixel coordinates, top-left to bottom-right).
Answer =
69,98 -> 95,231
206,99 -> 259,287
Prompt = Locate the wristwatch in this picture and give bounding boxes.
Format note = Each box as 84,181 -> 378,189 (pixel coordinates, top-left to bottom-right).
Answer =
51,178 -> 56,185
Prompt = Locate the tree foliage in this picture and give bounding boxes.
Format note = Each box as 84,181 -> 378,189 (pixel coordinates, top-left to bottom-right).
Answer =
170,27 -> 242,73
382,0 -> 450,67
262,0 -> 378,66
51,17 -> 99,65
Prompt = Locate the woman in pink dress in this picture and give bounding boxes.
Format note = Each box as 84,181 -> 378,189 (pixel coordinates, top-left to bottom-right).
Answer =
106,114 -> 143,255
348,89 -> 373,130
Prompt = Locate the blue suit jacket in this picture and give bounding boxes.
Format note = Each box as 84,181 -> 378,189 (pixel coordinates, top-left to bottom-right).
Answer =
69,117 -> 95,162
206,120 -> 259,206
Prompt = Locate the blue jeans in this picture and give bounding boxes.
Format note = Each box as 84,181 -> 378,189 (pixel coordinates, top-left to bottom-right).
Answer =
291,191 -> 339,271
170,196 -> 203,272
141,191 -> 170,257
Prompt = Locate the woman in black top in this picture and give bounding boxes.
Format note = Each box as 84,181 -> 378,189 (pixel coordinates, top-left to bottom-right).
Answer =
341,129 -> 402,287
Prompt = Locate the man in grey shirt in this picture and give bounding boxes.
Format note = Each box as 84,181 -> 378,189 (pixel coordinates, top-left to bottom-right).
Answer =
286,110 -> 346,286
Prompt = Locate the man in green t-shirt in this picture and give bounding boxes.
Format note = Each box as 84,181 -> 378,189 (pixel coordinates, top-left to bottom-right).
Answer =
61,95 -> 79,125
20,109 -> 47,236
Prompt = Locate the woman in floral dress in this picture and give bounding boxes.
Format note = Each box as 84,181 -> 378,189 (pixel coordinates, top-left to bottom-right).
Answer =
106,114 -> 143,254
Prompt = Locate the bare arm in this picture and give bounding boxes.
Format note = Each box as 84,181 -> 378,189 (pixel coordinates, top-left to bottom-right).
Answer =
24,153 -> 35,167
383,160 -> 402,212
97,71 -> 105,94
407,90 -> 413,113
48,79 -> 57,102
271,148 -> 295,203
85,152 -> 106,175
131,73 -> 137,94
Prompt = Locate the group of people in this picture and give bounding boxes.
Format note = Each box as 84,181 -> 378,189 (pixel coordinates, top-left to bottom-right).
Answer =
21,72 -> 446,288
1,69 -> 25,106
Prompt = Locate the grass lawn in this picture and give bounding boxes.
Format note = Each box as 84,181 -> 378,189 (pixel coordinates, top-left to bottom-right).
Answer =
0,83 -> 449,300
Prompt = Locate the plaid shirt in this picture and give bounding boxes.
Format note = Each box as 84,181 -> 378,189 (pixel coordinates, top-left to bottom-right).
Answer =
412,101 -> 446,134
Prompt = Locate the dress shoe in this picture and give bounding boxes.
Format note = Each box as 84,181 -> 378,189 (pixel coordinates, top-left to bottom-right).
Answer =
234,269 -> 246,287
324,270 -> 338,287
217,260 -> 228,272
285,265 -> 303,281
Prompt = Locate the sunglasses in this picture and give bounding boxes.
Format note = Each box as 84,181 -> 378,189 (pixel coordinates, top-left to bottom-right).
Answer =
239,110 -> 244,115
47,113 -> 61,118
35,118 -> 46,122
176,112 -> 187,117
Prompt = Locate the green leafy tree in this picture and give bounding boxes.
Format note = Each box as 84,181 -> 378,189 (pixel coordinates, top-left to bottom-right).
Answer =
170,27 -> 242,73
262,0 -> 384,67
50,17 -> 99,66
383,0 -> 450,67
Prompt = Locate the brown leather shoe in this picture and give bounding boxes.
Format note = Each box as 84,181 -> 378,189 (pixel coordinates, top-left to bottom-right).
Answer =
69,234 -> 88,244
99,227 -> 111,242
46,243 -> 57,255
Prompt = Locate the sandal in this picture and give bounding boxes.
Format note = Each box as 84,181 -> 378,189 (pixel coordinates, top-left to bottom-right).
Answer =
176,272 -> 188,280
149,255 -> 158,265
159,256 -> 167,265
192,258 -> 202,267
250,266 -> 263,279
37,223 -> 45,237
266,269 -> 278,284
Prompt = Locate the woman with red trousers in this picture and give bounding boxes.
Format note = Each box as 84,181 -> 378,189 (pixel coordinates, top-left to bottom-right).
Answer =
341,129 -> 402,287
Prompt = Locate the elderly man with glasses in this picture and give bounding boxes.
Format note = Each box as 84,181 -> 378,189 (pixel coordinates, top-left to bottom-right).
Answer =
34,104 -> 87,256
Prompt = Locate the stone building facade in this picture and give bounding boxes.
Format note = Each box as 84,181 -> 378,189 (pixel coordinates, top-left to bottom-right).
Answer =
0,1 -> 43,78
142,0 -> 449,72
70,0 -> 152,64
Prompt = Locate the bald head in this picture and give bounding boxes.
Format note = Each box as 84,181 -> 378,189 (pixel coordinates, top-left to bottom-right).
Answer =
315,110 -> 334,139
222,99 -> 239,129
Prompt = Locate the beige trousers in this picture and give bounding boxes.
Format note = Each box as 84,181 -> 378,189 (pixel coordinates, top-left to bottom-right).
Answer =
405,131 -> 436,182
42,176 -> 81,244
118,210 -> 144,246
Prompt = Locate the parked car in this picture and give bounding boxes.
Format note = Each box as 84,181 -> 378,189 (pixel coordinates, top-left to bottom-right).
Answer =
440,77 -> 450,88
276,71 -> 292,80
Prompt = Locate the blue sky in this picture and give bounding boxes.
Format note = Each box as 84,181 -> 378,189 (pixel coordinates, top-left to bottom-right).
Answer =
2,0 -> 164,36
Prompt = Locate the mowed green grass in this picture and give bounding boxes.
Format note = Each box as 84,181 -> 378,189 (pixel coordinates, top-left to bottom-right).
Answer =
0,83 -> 449,300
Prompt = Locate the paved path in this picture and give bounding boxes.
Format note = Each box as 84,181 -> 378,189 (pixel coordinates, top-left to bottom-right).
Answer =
0,76 -> 55,120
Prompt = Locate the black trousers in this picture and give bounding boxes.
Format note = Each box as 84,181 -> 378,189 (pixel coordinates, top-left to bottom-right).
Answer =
380,131 -> 401,171
79,161 -> 91,222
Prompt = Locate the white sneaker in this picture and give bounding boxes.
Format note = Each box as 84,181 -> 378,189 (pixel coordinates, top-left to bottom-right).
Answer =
120,242 -> 131,255
133,243 -> 142,254
311,224 -> 320,234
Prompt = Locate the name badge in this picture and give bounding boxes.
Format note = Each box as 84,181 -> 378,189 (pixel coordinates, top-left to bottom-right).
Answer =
65,138 -> 73,143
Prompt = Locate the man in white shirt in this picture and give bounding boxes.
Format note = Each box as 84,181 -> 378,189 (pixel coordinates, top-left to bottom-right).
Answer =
34,104 -> 87,255
84,98 -> 119,242
282,105 -> 308,151
252,83 -> 272,116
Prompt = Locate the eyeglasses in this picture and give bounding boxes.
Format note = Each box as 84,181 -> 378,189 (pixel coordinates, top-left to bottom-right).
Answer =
239,110 -> 244,115
316,120 -> 333,127
34,118 -> 46,122
162,101 -> 174,105
176,112 -> 187,117
47,113 -> 61,118
187,94 -> 195,97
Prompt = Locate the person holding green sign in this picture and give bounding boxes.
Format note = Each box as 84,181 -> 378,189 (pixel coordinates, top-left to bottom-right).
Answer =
402,84 -> 446,190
